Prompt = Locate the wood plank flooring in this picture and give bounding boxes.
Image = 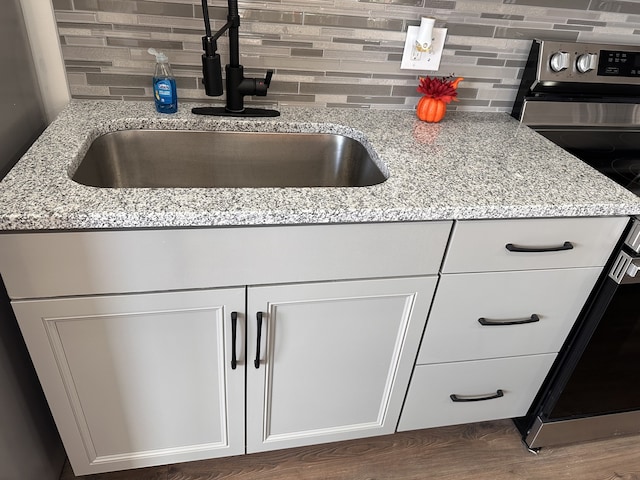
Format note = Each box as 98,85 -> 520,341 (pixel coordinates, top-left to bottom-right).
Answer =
60,420 -> 640,480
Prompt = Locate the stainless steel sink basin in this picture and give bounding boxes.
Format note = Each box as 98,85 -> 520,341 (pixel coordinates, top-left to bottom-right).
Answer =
71,130 -> 387,188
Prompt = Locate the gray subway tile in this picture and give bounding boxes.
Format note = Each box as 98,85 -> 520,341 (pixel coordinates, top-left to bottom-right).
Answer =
424,0 -> 456,8
478,58 -> 507,66
391,85 -> 421,98
567,18 -> 607,26
357,0 -> 423,5
268,94 -> 316,103
490,100 -> 517,107
446,23 -> 496,38
57,22 -> 113,30
304,13 -> 404,31
553,24 -> 594,31
494,27 -> 580,41
589,0 -> 640,14
71,94 -> 117,100
109,87 -> 147,96
455,51 -> 499,58
363,45 -> 404,53
113,24 -> 172,33
481,13 -> 525,21
242,10 -> 304,24
52,0 -> 640,113
53,0 -> 73,10
67,66 -> 102,72
301,83 -> 391,95
65,59 -> 113,67
263,40 -> 315,48
291,48 -> 324,57
73,0 -> 193,17
346,96 -> 406,104
86,73 -> 196,89
106,37 -> 184,50
326,71 -> 373,78
332,38 -> 381,46
503,0 -> 590,8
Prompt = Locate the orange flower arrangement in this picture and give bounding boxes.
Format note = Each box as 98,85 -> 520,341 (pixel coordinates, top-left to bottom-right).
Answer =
415,76 -> 463,123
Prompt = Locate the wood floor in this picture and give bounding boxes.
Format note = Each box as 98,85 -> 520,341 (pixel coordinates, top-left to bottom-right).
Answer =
59,420 -> 640,480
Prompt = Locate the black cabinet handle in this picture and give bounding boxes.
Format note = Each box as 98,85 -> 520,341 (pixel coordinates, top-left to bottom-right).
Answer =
505,241 -> 573,253
450,389 -> 504,403
254,312 -> 263,369
230,311 -> 238,370
478,314 -> 540,326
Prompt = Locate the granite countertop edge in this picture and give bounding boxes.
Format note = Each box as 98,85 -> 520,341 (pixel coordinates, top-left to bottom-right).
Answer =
2,100 -> 640,231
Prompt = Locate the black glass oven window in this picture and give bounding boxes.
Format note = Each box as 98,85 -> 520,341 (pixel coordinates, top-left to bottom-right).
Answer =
549,282 -> 640,419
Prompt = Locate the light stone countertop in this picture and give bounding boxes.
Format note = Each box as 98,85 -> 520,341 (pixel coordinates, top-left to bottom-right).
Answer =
1,100 -> 640,231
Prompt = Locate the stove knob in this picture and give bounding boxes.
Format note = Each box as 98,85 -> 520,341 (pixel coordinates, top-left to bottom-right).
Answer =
549,51 -> 570,72
576,53 -> 598,73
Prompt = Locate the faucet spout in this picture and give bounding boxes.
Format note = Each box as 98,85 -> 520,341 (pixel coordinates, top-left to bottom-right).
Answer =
192,0 -> 280,117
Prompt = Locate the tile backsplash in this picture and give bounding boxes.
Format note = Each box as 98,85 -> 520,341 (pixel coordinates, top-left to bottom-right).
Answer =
53,0 -> 640,112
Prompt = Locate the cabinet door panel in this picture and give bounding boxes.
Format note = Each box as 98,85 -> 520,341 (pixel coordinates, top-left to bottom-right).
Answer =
418,267 -> 603,363
12,289 -> 245,475
246,276 -> 437,453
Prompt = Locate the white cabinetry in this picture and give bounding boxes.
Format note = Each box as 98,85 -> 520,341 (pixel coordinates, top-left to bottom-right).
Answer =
398,216 -> 629,432
0,221 -> 450,475
0,217 -> 628,474
246,277 -> 436,453
12,289 -> 246,473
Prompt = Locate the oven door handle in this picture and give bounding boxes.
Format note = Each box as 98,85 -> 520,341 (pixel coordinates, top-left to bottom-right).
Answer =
505,241 -> 573,253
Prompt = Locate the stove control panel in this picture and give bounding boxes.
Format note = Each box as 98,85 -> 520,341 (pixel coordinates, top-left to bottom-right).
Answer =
598,50 -> 640,77
536,40 -> 640,85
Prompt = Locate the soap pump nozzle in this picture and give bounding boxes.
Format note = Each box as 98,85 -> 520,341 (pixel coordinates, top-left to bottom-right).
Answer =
148,48 -> 168,63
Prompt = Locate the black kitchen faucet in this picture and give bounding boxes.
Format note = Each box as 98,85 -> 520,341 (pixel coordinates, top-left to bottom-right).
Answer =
191,0 -> 280,117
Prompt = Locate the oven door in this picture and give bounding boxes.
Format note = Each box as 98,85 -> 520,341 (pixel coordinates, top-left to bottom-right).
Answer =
520,243 -> 640,447
536,128 -> 640,196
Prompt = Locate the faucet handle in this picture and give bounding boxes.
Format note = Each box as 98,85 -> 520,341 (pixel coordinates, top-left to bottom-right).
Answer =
265,70 -> 274,87
254,70 -> 274,96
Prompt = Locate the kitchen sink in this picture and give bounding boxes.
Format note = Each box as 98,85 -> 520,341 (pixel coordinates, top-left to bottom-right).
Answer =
71,129 -> 388,188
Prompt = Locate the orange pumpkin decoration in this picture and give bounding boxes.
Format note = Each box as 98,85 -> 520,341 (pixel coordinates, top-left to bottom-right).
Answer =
415,76 -> 463,123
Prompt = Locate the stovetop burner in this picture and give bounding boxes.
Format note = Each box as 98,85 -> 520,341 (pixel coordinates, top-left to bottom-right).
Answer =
575,152 -> 640,196
535,129 -> 640,196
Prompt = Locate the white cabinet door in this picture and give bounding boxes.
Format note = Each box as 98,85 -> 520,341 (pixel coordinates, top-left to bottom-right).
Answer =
245,276 -> 437,453
12,289 -> 245,475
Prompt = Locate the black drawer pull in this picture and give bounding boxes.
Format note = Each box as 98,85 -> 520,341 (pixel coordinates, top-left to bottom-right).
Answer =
231,311 -> 238,370
450,389 -> 504,403
254,311 -> 263,369
478,314 -> 540,326
505,241 -> 573,253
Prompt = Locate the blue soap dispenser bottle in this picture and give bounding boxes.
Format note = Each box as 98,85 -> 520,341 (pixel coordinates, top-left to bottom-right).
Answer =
148,48 -> 177,114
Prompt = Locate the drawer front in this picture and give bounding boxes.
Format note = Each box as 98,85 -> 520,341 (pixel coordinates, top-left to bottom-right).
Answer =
0,221 -> 452,299
417,267 -> 602,363
397,354 -> 556,432
442,217 -> 628,273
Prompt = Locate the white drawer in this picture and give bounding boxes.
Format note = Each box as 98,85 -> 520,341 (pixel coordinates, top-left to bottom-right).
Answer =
417,267 -> 602,363
0,221 -> 452,299
397,354 -> 556,432
442,217 -> 628,273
